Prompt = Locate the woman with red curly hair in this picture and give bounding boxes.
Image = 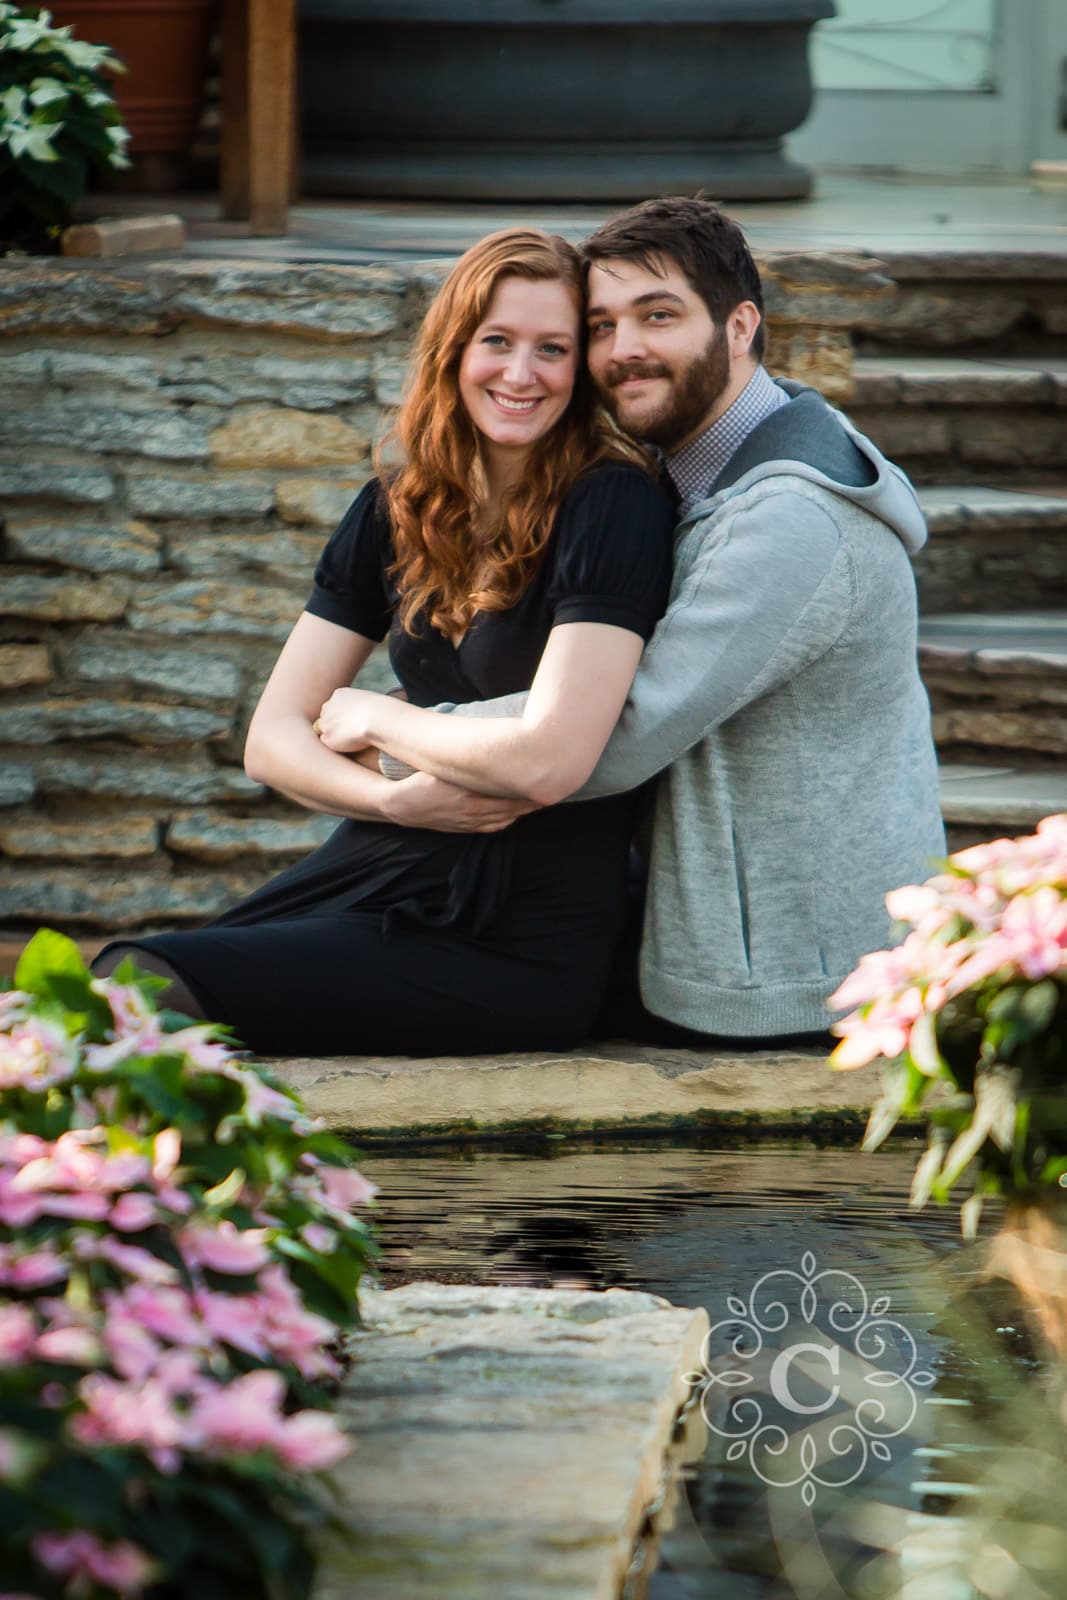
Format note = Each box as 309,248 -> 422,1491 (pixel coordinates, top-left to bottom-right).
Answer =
92,230 -> 674,1056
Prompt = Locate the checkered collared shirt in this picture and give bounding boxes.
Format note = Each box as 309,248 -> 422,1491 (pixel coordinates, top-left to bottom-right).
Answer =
665,365 -> 790,511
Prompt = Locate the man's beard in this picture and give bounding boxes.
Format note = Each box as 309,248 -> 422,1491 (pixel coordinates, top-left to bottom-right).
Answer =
599,325 -> 731,450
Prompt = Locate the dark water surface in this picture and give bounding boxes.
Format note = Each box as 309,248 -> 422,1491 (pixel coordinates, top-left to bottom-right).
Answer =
356,1138 -> 1067,1600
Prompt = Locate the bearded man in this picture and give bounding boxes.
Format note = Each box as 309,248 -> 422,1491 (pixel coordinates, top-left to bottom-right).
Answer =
396,196 -> 948,1048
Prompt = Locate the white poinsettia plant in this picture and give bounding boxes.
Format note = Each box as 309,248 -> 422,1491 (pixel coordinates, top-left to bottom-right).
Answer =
0,1 -> 130,250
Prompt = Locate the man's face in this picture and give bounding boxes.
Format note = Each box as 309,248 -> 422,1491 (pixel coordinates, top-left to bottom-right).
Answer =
585,256 -> 733,451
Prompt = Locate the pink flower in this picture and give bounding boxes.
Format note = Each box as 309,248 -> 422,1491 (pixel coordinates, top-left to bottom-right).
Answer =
187,1367 -> 348,1468
828,933 -> 930,1012
302,1223 -> 336,1254
72,1372 -> 188,1473
999,886 -> 1067,978
86,981 -> 170,1074
0,986 -> 31,1025
101,1305 -> 162,1383
166,1025 -> 234,1071
0,1018 -> 78,1093
0,1305 -> 37,1364
32,1531 -> 157,1598
178,1221 -> 270,1275
884,883 -> 952,933
274,1409 -> 350,1471
255,1265 -> 340,1379
7,1249 -> 68,1290
91,1238 -> 178,1285
109,1193 -> 157,1233
0,1172 -> 44,1229
319,1165 -> 377,1212
830,1012 -> 909,1070
152,1128 -> 181,1184
34,1326 -> 102,1367
192,1288 -> 269,1360
112,1284 -> 201,1346
189,1368 -> 286,1454
214,1063 -> 300,1127
13,1130 -> 149,1200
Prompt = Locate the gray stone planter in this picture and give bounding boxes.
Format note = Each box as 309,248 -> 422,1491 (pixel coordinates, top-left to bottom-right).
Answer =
299,0 -> 836,202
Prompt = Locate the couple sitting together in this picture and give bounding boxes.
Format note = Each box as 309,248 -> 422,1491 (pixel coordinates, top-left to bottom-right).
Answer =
94,196 -> 945,1058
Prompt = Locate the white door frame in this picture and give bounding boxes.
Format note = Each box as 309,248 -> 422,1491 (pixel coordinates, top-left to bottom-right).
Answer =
792,0 -> 1065,175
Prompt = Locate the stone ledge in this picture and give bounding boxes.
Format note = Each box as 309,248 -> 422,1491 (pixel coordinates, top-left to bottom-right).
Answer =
267,1045 -> 879,1143
919,612 -> 1067,676
917,486 -> 1067,535
871,250 -> 1067,281
854,355 -> 1067,407
322,1281 -> 708,1600
939,762 -> 1067,828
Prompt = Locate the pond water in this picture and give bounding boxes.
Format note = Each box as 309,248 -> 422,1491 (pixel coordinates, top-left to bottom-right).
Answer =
356,1137 -> 1067,1600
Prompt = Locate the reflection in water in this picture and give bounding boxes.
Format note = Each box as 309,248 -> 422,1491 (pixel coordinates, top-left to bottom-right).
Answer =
355,1139 -> 1067,1599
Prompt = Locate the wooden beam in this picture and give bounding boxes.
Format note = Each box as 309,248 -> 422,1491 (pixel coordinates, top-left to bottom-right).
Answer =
246,0 -> 297,235
219,0 -> 250,220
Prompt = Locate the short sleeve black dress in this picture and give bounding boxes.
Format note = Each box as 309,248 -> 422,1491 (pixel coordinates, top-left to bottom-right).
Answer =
118,464 -> 674,1056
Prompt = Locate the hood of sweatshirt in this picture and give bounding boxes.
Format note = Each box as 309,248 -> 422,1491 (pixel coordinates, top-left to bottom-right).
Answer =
675,379 -> 929,557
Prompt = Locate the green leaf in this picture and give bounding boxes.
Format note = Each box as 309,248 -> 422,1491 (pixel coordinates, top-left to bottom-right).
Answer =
908,1011 -> 944,1078
41,969 -> 112,1034
1017,979 -> 1061,1036
102,971 -> 169,1018
909,1135 -> 948,1210
14,928 -> 87,994
203,1167 -> 247,1209
960,1191 -> 984,1239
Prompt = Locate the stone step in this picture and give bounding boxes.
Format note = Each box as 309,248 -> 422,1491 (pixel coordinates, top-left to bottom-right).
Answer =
918,485 -> 1067,536
270,1046 -> 884,1143
853,355 -> 1067,408
847,356 -> 1067,480
919,611 -> 1067,761
321,1282 -> 707,1600
850,253 -> 1067,357
914,485 -> 1067,613
939,761 -> 1067,849
920,610 -> 1067,670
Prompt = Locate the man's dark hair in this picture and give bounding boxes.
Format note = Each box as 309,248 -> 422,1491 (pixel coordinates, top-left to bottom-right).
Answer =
582,195 -> 766,362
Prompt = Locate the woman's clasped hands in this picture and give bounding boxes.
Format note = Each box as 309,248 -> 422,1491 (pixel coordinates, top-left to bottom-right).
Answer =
313,686 -> 382,754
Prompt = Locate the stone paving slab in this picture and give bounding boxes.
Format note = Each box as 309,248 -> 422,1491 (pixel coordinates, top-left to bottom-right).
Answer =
268,1045 -> 883,1142
853,355 -> 1067,406
917,485 -> 1067,534
81,174 -> 1067,266
919,612 -> 1067,674
938,762 -> 1067,828
318,1282 -> 707,1600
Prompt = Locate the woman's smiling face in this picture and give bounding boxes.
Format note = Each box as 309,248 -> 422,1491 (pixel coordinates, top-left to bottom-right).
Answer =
458,275 -> 580,462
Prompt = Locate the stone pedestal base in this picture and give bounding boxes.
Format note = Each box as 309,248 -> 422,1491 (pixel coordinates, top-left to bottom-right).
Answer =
301,143 -> 816,203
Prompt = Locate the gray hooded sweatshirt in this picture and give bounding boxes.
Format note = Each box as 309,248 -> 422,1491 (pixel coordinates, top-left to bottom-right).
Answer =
404,382 -> 947,1037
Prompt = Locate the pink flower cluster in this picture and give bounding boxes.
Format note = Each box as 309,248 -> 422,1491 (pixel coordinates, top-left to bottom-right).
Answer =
0,1126 -> 351,1477
0,1128 -> 189,1232
0,1016 -> 78,1093
31,1531 -> 157,1599
74,1362 -> 349,1476
830,814 -> 1067,1070
0,948 -> 376,1599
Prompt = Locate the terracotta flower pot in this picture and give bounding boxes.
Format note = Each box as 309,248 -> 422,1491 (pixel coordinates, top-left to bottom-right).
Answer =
48,0 -> 215,155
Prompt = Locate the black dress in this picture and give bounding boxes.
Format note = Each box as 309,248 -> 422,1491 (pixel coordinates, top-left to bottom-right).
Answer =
115,464 -> 674,1056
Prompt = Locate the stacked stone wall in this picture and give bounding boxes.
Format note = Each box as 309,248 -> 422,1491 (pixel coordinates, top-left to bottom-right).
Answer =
0,251 -> 890,934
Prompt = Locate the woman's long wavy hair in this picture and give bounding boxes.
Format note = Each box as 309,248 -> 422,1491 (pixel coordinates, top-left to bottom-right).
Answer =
376,228 -> 647,639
